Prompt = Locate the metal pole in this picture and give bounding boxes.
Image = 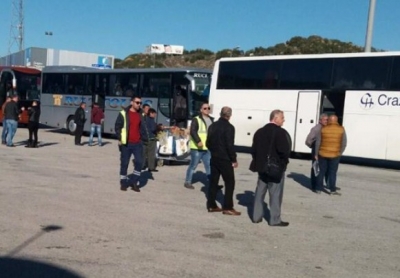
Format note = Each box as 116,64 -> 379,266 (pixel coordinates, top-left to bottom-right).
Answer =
365,0 -> 376,52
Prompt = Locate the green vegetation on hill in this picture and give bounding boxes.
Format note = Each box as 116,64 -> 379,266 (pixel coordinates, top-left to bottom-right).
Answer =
114,35 -> 382,69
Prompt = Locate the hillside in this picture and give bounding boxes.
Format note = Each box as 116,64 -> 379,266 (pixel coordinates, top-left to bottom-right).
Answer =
114,35 -> 382,69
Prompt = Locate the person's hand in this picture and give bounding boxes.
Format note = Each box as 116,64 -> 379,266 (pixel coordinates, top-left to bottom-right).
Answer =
315,155 -> 318,160
232,162 -> 238,168
118,141 -> 122,146
21,107 -> 25,111
197,142 -> 203,148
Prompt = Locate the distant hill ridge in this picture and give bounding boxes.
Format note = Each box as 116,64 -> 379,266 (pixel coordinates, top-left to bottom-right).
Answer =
114,35 -> 382,69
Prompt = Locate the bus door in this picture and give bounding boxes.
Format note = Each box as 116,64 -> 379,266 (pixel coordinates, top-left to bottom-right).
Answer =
90,73 -> 108,109
294,91 -> 321,153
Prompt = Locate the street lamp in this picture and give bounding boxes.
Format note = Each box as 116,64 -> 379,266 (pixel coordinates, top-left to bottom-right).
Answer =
44,31 -> 53,50
364,0 -> 376,52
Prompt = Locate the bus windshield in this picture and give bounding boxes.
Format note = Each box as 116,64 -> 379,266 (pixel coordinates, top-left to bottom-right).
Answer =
186,72 -> 211,118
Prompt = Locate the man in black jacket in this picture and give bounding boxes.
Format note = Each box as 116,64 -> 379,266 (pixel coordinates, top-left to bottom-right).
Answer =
206,106 -> 240,215
250,109 -> 291,227
4,95 -> 24,147
26,100 -> 41,148
74,102 -> 86,146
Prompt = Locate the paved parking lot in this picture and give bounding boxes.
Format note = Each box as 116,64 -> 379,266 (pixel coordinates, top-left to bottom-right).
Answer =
0,126 -> 399,278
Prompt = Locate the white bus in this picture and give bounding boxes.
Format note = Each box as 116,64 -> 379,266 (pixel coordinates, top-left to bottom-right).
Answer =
40,66 -> 211,135
209,52 -> 400,162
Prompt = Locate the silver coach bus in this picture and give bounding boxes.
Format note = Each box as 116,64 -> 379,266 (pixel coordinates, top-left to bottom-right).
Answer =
40,66 -> 211,134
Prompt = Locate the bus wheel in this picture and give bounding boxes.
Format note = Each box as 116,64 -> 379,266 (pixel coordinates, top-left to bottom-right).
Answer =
67,116 -> 76,135
157,159 -> 164,167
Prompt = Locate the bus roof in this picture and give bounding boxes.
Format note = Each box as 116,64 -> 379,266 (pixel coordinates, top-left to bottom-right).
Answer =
0,66 -> 41,75
219,51 -> 400,62
42,66 -> 212,74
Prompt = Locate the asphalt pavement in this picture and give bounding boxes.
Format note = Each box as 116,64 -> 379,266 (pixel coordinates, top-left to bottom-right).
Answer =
0,126 -> 399,278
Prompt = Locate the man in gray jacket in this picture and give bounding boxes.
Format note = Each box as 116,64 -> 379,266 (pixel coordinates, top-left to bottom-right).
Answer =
305,113 -> 328,192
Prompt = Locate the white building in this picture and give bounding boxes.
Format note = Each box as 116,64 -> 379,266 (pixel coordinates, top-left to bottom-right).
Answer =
0,47 -> 115,69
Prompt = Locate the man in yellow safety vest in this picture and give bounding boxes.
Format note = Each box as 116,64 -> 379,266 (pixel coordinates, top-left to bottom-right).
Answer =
184,102 -> 213,189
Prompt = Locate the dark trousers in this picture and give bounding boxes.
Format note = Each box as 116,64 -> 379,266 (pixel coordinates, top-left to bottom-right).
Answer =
317,156 -> 341,192
120,142 -> 143,185
142,140 -> 157,170
28,121 -> 39,146
207,157 -> 235,210
75,124 -> 84,145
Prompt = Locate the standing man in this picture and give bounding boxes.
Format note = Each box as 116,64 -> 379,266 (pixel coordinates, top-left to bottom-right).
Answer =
250,110 -> 291,226
206,106 -> 240,215
4,95 -> 24,147
315,115 -> 347,196
1,96 -> 11,145
141,108 -> 159,172
26,100 -> 41,148
115,96 -> 143,192
305,113 -> 328,192
184,102 -> 213,189
74,102 -> 86,146
141,103 -> 150,117
88,102 -> 104,147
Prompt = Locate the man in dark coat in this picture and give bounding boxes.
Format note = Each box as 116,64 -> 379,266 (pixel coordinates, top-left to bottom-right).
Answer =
74,102 -> 86,146
250,109 -> 291,226
206,106 -> 240,216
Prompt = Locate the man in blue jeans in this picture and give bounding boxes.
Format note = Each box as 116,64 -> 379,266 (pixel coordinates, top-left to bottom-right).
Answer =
184,102 -> 213,189
315,115 -> 347,195
4,95 -> 24,147
1,96 -> 11,144
115,96 -> 143,192
88,102 -> 104,146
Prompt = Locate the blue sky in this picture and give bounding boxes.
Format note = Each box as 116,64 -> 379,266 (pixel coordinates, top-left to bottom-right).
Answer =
0,0 -> 399,59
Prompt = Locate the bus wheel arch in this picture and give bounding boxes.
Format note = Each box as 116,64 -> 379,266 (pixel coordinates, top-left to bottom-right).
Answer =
66,116 -> 76,135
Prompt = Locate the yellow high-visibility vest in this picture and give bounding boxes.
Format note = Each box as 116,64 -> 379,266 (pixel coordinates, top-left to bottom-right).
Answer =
189,116 -> 208,150
120,110 -> 127,144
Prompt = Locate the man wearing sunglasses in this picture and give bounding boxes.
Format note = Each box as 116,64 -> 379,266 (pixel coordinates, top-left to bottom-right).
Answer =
184,102 -> 213,189
115,96 -> 144,192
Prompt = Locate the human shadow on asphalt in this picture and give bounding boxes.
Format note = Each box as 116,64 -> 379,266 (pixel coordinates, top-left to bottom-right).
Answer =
129,171 -> 153,189
236,190 -> 271,223
192,171 -> 208,188
287,172 -> 312,191
0,257 -> 84,278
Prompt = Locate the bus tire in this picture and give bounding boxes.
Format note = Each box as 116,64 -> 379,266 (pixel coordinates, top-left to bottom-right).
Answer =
157,159 -> 164,167
67,116 -> 76,135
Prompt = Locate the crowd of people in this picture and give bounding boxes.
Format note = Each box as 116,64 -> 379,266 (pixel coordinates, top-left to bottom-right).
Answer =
2,94 -> 347,227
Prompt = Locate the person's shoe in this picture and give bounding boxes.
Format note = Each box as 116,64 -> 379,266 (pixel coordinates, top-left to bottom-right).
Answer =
314,190 -> 321,194
25,144 -> 32,148
1,141 -> 5,145
222,209 -> 241,216
7,144 -> 15,147
217,185 -> 223,191
131,184 -> 141,192
330,191 -> 341,196
75,143 -> 83,146
184,182 -> 195,189
207,206 -> 223,213
336,187 -> 341,191
120,180 -> 129,191
270,221 -> 289,227
88,143 -> 93,147
148,169 -> 158,172
98,143 -> 103,147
